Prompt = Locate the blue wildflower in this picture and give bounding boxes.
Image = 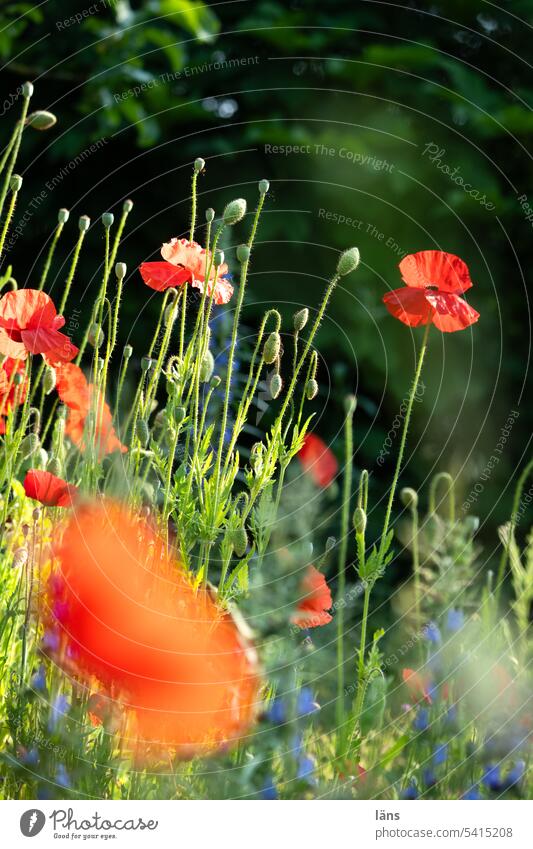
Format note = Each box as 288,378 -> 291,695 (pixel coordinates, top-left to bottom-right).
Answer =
265,698 -> 286,725
297,755 -> 316,783
433,743 -> 448,765
402,781 -> 418,799
297,687 -> 319,717
446,609 -> 464,632
423,768 -> 437,788
462,786 -> 482,800
423,622 -> 441,644
31,666 -> 47,692
413,708 -> 430,731
503,760 -> 526,790
260,777 -> 278,800
55,764 -> 70,789
41,630 -> 60,652
482,764 -> 502,792
48,694 -> 69,732
20,747 -> 39,766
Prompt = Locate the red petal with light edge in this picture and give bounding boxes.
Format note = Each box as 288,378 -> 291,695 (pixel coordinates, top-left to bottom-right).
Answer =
139,261 -> 191,292
399,251 -> 473,294
427,292 -> 480,333
382,288 -> 434,327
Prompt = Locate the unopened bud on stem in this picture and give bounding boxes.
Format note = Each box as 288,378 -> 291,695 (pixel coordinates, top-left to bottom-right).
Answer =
337,247 -> 360,277
223,198 -> 247,226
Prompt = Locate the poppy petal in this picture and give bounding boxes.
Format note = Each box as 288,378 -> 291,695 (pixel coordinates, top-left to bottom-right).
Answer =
21,328 -> 78,362
298,433 -> 338,488
427,292 -> 480,332
292,566 -> 333,629
139,261 -> 191,292
0,289 -> 58,330
382,287 -> 434,327
23,469 -> 77,508
0,328 -> 27,359
399,251 -> 473,294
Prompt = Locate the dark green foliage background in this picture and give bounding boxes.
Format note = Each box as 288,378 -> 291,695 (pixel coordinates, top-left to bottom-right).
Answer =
1,0 -> 531,568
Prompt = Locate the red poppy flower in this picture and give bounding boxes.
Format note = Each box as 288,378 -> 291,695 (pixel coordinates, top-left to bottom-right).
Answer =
402,668 -> 432,705
44,500 -> 260,755
383,251 -> 479,332
0,358 -> 28,432
139,238 -> 233,305
292,565 -> 333,629
23,469 -> 78,508
0,290 -> 78,362
298,433 -> 338,488
55,363 -> 127,456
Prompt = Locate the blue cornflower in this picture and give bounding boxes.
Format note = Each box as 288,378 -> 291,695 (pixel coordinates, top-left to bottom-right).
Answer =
297,755 -> 316,783
265,698 -> 286,725
423,768 -> 437,788
55,764 -> 70,789
41,630 -> 60,652
402,782 -> 418,799
423,622 -> 441,644
503,760 -> 526,790
48,694 -> 69,732
31,666 -> 47,692
297,687 -> 319,717
413,708 -> 430,732
462,786 -> 482,800
260,777 -> 278,800
433,743 -> 448,766
446,609 -> 465,632
20,747 -> 39,766
482,764 -> 502,792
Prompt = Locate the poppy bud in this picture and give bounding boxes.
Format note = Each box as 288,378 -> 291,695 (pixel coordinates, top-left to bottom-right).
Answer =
231,527 -> 248,558
123,199 -> 133,213
47,457 -> 61,476
58,208 -> 69,224
306,379 -> 318,400
215,250 -> 225,267
43,366 -> 56,395
263,331 -> 281,364
223,198 -> 247,226
13,372 -> 25,386
88,323 -> 104,349
174,406 -> 186,425
194,157 -> 205,173
258,179 -> 270,195
79,215 -> 90,232
200,349 -> 215,382
12,547 -> 28,569
22,81 -> 34,98
236,244 -> 250,264
26,110 -> 57,130
115,262 -> 127,280
205,208 -> 215,223
102,212 -> 114,229
136,419 -> 150,446
141,357 -> 154,373
345,394 -> 357,415
20,433 -> 40,459
10,174 -> 22,192
337,247 -> 360,277
165,425 -> 177,449
32,507 -> 41,522
164,303 -> 177,327
270,373 -> 282,399
123,344 -> 133,360
400,487 -> 418,509
293,308 -> 309,332
325,536 -> 336,554
210,375 -> 221,389
353,506 -> 367,535
36,447 -> 48,468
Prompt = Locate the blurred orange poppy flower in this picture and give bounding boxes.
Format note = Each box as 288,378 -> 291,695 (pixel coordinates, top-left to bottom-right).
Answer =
298,433 -> 338,488
402,668 -> 432,705
140,238 -> 233,305
292,565 -> 333,629
0,357 -> 27,432
44,501 -> 260,755
55,363 -> 127,456
0,289 -> 78,362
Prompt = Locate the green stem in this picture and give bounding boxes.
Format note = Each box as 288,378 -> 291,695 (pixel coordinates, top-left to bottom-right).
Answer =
495,457 -> 533,600
336,402 -> 355,737
379,321 -> 430,558
0,88 -> 31,221
38,220 -> 65,291
0,187 -> 19,259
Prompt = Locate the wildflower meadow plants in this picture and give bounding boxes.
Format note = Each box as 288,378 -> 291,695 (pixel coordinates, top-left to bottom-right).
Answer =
0,85 -> 531,802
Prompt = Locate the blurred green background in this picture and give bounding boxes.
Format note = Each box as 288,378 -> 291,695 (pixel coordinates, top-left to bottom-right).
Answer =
1,0 -> 532,567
